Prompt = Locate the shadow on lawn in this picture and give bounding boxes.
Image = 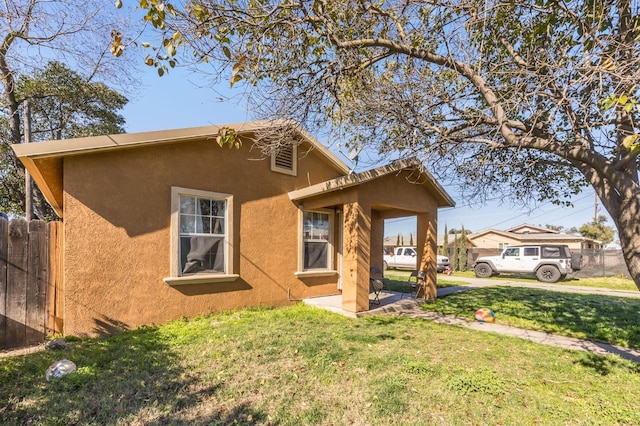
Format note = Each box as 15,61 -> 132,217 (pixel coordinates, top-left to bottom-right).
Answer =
429,286 -> 640,350
575,351 -> 640,376
0,325 -> 268,425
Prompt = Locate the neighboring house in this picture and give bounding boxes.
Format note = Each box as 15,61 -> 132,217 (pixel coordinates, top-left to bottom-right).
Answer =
468,224 -> 602,252
12,120 -> 454,337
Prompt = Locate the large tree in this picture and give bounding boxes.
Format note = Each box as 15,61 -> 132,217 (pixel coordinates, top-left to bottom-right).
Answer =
1,0 -> 139,218
1,62 -> 128,219
123,1 -> 640,288
17,62 -> 128,141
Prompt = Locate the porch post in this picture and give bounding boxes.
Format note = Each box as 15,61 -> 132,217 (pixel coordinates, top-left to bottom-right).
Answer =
417,212 -> 437,300
370,211 -> 384,272
341,200 -> 371,313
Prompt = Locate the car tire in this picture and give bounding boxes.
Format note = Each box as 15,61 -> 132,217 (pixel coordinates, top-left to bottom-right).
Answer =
383,261 -> 388,271
474,263 -> 493,278
536,265 -> 561,283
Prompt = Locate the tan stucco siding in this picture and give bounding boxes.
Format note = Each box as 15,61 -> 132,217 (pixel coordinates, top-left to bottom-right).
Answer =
62,138 -> 343,336
469,233 -> 522,249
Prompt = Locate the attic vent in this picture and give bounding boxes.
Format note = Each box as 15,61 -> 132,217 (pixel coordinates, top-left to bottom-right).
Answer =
271,144 -> 297,176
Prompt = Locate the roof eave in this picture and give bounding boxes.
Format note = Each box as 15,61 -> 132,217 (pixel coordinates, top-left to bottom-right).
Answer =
289,158 -> 455,208
11,120 -> 351,218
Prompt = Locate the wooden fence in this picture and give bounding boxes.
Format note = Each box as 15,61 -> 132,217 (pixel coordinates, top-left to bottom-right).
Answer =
0,218 -> 63,350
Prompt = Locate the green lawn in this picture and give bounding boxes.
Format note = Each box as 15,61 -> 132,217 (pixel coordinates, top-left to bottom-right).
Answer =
2,303 -> 640,425
450,270 -> 639,292
423,286 -> 640,349
384,268 -> 639,292
384,271 -> 467,289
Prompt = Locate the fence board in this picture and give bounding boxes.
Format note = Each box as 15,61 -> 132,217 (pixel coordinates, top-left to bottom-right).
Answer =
0,218 -> 7,348
25,220 -> 48,345
0,218 -> 63,349
6,219 -> 28,348
48,222 -> 63,335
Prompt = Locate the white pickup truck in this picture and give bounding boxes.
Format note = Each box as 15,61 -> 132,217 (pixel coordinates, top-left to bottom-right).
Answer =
383,246 -> 450,272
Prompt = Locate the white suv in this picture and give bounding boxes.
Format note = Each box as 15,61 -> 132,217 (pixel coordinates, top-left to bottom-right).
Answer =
473,245 -> 581,283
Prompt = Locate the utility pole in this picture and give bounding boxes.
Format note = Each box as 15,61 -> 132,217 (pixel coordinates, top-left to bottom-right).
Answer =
594,192 -> 599,224
23,100 -> 32,221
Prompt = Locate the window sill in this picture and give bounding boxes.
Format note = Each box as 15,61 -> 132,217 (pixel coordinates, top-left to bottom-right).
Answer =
163,274 -> 240,286
295,270 -> 339,278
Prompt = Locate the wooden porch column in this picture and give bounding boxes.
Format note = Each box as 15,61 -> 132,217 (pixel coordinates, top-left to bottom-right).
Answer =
417,212 -> 437,300
370,211 -> 384,272
341,201 -> 371,313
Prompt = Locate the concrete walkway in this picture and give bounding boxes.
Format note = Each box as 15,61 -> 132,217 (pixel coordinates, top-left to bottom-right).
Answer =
304,277 -> 640,363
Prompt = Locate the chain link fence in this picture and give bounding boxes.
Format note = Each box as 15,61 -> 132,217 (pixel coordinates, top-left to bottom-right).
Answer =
574,249 -> 630,278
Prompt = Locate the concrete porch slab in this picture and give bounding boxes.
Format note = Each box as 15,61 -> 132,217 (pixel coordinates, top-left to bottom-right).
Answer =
303,291 -> 425,317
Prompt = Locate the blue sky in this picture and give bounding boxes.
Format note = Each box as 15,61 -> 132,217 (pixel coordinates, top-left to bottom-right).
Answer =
121,65 -> 612,239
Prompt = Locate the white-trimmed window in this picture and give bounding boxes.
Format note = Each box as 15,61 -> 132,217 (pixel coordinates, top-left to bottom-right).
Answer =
164,187 -> 237,285
271,145 -> 297,176
498,242 -> 510,250
300,210 -> 333,271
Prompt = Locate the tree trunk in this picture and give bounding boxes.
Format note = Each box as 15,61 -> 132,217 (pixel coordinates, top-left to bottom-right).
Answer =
604,192 -> 640,288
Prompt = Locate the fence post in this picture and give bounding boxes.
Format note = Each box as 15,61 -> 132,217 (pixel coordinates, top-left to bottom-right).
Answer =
0,218 -> 7,349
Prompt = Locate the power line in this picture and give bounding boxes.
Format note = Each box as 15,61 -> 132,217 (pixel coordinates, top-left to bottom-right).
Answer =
385,192 -> 601,235
470,192 -> 595,232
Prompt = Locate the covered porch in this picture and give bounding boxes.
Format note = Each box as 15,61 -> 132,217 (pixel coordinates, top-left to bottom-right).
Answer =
289,159 -> 455,314
303,290 -> 409,317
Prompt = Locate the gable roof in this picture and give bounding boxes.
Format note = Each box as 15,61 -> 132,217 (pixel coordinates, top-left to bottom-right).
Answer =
11,120 -> 350,217
288,158 -> 455,208
505,223 -> 560,234
468,228 -> 601,245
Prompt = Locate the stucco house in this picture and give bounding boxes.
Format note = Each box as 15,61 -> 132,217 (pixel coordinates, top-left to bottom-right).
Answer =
468,224 -> 602,252
12,120 -> 454,337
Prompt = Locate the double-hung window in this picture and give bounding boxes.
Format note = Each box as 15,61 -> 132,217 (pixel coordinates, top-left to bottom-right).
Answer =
300,210 -> 333,271
165,187 -> 237,285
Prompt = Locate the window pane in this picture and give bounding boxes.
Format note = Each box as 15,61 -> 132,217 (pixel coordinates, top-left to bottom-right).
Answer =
198,198 -> 211,216
180,235 -> 225,274
212,200 -> 225,217
199,216 -> 211,233
504,248 -> 519,256
177,193 -> 228,275
302,211 -> 331,270
179,214 -> 195,233
180,195 -> 195,214
303,211 -> 329,241
304,242 -> 328,269
212,219 -> 224,235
